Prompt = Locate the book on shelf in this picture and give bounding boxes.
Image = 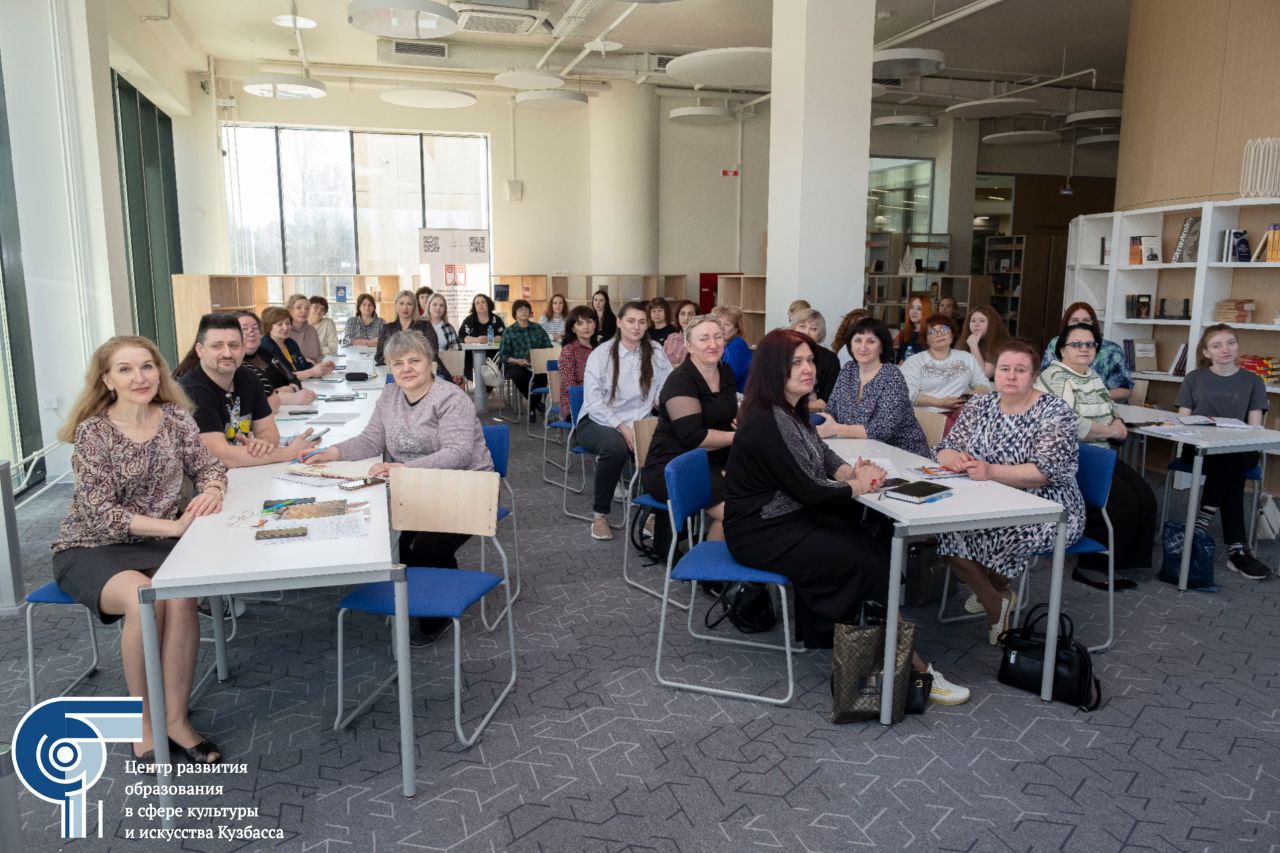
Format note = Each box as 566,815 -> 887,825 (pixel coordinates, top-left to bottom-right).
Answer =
1100,236 -> 1111,265
1128,236 -> 1143,265
1122,338 -> 1136,371
1169,216 -> 1201,263
1140,236 -> 1162,264
1133,338 -> 1158,372
1169,343 -> 1188,376
1220,228 -> 1250,262
1250,226 -> 1272,262
1269,224 -> 1280,262
1125,293 -> 1153,318
1214,298 -> 1256,322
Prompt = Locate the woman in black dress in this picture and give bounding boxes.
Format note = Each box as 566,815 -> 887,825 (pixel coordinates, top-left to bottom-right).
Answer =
592,290 -> 617,344
641,315 -> 737,540
790,308 -> 839,410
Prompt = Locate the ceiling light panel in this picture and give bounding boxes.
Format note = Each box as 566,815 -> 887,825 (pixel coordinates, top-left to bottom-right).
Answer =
243,74 -> 327,99
668,105 -> 735,125
515,90 -> 588,110
494,69 -> 565,90
872,48 -> 945,80
665,48 -> 772,90
982,130 -> 1061,146
272,14 -> 317,29
380,88 -> 477,109
872,114 -> 936,129
347,0 -> 459,40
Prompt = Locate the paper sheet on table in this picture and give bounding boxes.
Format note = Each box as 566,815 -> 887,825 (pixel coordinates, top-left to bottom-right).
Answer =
295,459 -> 383,479
307,412 -> 361,425
1144,426 -> 1201,439
260,513 -> 368,543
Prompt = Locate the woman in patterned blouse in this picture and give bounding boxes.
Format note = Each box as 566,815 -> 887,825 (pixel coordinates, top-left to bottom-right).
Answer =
936,339 -> 1085,645
817,317 -> 930,458
557,305 -> 597,421
344,293 -> 385,347
52,336 -> 228,766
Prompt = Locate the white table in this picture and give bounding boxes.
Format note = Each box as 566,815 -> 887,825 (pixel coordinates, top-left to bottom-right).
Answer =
138,364 -> 416,829
461,343 -> 499,413
1130,420 -> 1280,590
825,438 -> 1069,725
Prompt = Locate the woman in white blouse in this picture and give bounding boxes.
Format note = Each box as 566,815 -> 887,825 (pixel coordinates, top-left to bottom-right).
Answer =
575,301 -> 672,541
900,312 -> 989,414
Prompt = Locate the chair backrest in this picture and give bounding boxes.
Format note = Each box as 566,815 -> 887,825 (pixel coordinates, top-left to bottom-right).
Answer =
390,467 -> 500,538
1130,378 -> 1149,406
664,448 -> 713,535
482,424 -> 509,478
547,371 -> 563,413
531,347 -> 560,375
913,407 -> 947,449
1075,442 -> 1117,510
385,373 -> 397,385
632,417 -> 659,468
569,384 -> 585,424
438,349 -> 466,378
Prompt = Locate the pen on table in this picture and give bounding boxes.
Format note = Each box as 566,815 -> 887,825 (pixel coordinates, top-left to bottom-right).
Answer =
294,448 -> 326,464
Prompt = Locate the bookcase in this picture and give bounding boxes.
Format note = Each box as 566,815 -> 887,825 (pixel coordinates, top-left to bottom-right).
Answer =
864,274 -> 990,329
491,274 -> 549,320
716,274 -> 766,345
643,274 -> 690,303
1064,198 -> 1280,486
171,274 -> 399,354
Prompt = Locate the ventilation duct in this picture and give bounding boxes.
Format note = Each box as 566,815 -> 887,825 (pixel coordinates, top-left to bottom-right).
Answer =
453,2 -> 549,35
378,39 -> 449,64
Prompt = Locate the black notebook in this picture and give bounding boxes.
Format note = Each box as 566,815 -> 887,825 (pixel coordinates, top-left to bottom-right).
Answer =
883,481 -> 954,504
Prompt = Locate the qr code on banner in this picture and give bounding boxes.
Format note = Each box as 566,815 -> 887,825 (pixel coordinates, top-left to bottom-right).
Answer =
469,235 -> 487,254
423,235 -> 440,253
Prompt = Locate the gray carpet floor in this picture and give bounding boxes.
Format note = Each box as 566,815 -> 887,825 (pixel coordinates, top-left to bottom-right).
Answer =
3,423 -> 1278,852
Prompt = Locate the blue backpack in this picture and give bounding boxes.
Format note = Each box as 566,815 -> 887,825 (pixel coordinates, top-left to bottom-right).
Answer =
1158,521 -> 1217,591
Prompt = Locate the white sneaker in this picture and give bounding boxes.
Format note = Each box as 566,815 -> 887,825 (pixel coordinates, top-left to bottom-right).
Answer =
963,593 -> 983,614
614,482 -> 629,501
591,514 -> 613,541
927,665 -> 971,706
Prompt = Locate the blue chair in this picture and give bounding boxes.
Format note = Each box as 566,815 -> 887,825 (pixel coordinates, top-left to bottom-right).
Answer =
334,468 -> 516,747
654,449 -> 794,705
385,373 -> 396,384
938,443 -> 1119,653
25,582 -> 100,707
479,424 -> 520,631
541,371 -> 578,487
620,418 -> 690,610
1160,453 -> 1265,550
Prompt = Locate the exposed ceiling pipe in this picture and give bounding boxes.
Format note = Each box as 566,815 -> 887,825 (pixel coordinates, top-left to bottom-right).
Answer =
256,60 -> 611,92
289,0 -> 311,78
739,93 -> 771,109
560,3 -> 638,78
875,0 -> 1009,49
1000,67 -> 1097,96
142,0 -> 172,22
655,87 -> 763,102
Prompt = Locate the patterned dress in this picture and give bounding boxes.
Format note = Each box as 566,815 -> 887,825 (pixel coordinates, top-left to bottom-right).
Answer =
935,392 -> 1085,578
828,362 -> 931,458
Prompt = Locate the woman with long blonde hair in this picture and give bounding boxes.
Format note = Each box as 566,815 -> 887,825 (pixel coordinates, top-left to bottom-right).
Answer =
957,304 -> 1011,379
53,336 -> 228,766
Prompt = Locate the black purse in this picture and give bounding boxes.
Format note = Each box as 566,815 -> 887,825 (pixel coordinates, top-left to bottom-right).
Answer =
704,582 -> 777,634
997,603 -> 1102,712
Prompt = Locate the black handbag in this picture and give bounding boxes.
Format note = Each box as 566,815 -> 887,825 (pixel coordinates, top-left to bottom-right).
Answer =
904,669 -> 933,715
704,582 -> 777,634
997,603 -> 1102,712
345,371 -> 371,382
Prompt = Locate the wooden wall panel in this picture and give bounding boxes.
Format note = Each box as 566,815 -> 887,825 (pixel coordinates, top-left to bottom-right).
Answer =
1210,1 -> 1280,197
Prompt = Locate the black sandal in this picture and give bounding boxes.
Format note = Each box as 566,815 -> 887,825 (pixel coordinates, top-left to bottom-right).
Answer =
129,748 -> 159,775
1072,567 -> 1137,591
169,737 -> 223,765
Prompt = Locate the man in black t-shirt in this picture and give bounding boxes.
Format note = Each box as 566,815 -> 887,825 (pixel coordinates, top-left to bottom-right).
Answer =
178,313 -> 319,468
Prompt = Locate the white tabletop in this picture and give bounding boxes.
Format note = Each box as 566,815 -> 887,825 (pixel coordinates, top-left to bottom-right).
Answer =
1114,403 -> 1172,425
825,438 -> 1064,531
461,343 -> 499,350
1133,421 -> 1280,452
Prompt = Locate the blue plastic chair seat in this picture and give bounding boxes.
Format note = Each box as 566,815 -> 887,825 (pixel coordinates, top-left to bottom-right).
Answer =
1167,458 -> 1261,479
549,420 -> 573,430
633,493 -> 665,511
530,387 -> 549,395
1036,535 -> 1107,558
570,446 -> 587,455
496,506 -> 511,522
338,568 -> 501,620
671,541 -> 789,586
27,581 -> 75,605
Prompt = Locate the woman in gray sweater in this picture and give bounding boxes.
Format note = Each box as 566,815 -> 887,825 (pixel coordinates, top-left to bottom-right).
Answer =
303,330 -> 492,643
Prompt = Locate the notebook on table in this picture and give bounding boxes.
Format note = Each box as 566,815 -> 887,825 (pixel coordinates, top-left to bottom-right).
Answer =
883,481 -> 954,504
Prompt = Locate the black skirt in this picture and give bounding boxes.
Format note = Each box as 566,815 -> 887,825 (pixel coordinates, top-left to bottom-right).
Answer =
51,539 -> 177,624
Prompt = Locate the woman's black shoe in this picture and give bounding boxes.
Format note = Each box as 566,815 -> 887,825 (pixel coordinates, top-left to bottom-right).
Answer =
1072,567 -> 1137,591
169,737 -> 222,765
411,616 -> 450,647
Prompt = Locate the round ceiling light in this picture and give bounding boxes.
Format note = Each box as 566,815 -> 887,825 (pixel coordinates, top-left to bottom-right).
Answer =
872,114 -> 936,129
347,0 -> 458,39
584,38 -> 622,53
668,105 -> 735,125
945,96 -> 1039,119
494,69 -> 565,90
272,14 -> 317,29
380,88 -> 476,109
1076,132 -> 1121,147
243,74 -> 327,99
871,83 -> 888,98
665,47 -> 771,89
872,48 -> 945,80
515,90 -> 588,110
1063,108 -> 1122,129
982,129 -> 1061,146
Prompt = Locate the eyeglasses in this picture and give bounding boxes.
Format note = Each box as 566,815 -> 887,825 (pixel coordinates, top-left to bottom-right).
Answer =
1064,340 -> 1099,350
926,326 -> 952,336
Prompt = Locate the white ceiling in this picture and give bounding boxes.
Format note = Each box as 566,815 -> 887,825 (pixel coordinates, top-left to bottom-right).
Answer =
168,0 -> 1128,91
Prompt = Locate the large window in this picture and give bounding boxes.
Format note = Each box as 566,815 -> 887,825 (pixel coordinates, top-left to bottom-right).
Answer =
223,126 -> 490,284
867,157 -> 934,236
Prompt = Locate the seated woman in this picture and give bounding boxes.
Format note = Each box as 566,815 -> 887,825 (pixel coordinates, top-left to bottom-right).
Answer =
459,293 -> 507,382
900,313 -> 990,413
304,330 -> 494,643
343,293 -> 385,347
592,290 -> 617,344
1173,324 -> 1270,578
540,293 -> 570,343
237,311 -> 316,409
957,304 -> 1010,380
1035,322 -> 1157,588
663,299 -> 699,367
935,339 -> 1085,644
817,317 -> 930,458
646,298 -> 679,346
715,305 -> 753,393
497,298 -> 553,421
377,290 -> 445,368
557,305 -> 597,421
577,301 -> 672,541
1040,302 -> 1133,401
641,314 -> 736,541
53,336 -> 228,765
831,307 -> 869,367
259,305 -> 335,381
308,296 -> 339,357
894,296 -> 931,363
286,293 -> 325,365
424,292 -> 460,351
790,308 -> 839,410
415,285 -> 433,319
724,330 -> 969,704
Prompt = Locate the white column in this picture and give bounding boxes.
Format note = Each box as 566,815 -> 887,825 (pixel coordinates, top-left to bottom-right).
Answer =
932,116 -> 980,275
765,0 -> 876,331
589,83 -> 659,274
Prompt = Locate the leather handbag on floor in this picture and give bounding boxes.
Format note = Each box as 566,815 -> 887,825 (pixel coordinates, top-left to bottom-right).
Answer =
997,603 -> 1101,711
904,668 -> 933,715
830,616 -> 915,724
704,582 -> 776,634
1157,520 -> 1218,591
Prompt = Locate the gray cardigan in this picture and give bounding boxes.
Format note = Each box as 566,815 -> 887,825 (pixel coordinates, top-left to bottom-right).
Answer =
333,380 -> 493,472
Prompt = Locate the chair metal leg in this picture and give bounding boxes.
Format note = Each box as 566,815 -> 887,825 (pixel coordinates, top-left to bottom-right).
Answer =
1249,456 -> 1266,551
1088,510 -> 1117,653
936,563 -> 986,624
1161,469 -> 1173,531
456,539 -> 518,747
334,607 -> 399,732
481,480 -> 522,631
26,602 -> 101,708
621,471 -> 691,610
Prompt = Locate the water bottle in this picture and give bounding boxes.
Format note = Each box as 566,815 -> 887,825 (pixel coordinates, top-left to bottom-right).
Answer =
487,326 -> 494,345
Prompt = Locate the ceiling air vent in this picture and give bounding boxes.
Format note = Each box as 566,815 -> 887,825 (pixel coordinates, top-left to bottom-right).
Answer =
873,76 -> 902,87
378,39 -> 448,65
454,2 -> 549,35
654,54 -> 676,71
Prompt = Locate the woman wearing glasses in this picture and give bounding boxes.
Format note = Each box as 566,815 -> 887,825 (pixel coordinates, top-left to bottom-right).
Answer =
900,313 -> 989,414
1040,302 -> 1133,401
1035,322 -> 1156,588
